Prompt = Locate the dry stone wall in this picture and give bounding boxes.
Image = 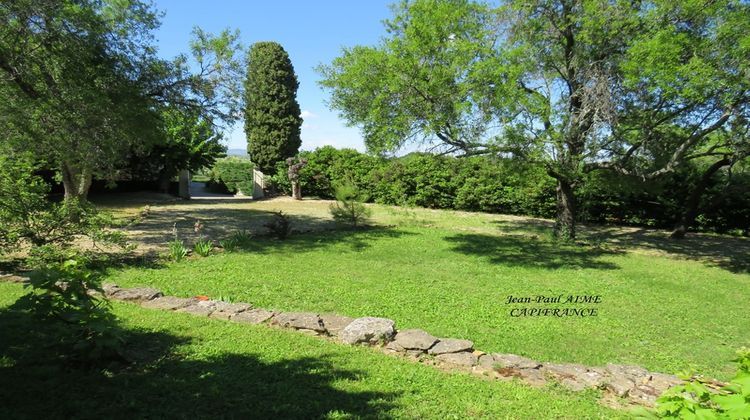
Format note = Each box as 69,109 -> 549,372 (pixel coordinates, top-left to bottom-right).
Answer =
1,275 -> 686,409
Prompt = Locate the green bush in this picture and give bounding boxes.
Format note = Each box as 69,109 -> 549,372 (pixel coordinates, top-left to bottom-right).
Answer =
264,211 -> 292,239
637,348 -> 750,419
330,182 -> 372,227
207,157 -> 254,194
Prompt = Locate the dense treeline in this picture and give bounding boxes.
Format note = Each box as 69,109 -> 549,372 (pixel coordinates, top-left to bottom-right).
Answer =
269,146 -> 750,235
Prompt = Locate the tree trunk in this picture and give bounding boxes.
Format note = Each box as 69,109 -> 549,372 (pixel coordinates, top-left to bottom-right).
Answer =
554,178 -> 577,241
291,181 -> 302,200
670,157 -> 730,239
61,162 -> 93,201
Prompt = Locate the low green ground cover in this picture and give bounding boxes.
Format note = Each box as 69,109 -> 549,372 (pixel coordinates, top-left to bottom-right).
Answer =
105,200 -> 750,381
0,283 -> 620,418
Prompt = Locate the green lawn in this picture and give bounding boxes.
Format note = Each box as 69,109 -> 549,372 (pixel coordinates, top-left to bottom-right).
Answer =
105,199 -> 750,381
0,282 -> 621,419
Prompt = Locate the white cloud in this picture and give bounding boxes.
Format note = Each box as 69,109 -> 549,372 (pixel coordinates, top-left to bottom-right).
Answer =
300,110 -> 318,119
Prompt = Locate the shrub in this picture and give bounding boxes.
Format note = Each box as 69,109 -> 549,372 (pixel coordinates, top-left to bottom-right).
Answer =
17,257 -> 124,362
264,211 -> 292,239
193,238 -> 213,257
330,182 -> 372,227
168,240 -> 188,261
637,348 -> 750,419
207,156 -> 254,194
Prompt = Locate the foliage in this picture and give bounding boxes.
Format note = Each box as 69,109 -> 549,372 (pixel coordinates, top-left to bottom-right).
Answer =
636,349 -> 750,419
0,1 -> 244,199
193,239 -> 213,257
128,107 -> 227,187
168,240 -> 189,262
263,211 -> 292,239
218,238 -> 239,253
319,0 -> 750,239
0,152 -> 128,254
207,157 -> 254,194
330,182 -> 372,227
15,257 -> 123,362
244,42 -> 302,174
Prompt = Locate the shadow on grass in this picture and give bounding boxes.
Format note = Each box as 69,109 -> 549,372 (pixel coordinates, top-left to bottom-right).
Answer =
585,226 -> 750,274
492,219 -> 750,274
235,225 -> 414,254
0,303 -> 397,418
445,233 -> 621,270
123,200 -> 340,251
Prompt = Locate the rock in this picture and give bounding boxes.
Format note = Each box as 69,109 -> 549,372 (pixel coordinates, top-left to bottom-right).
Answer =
209,302 -> 253,320
385,341 -> 406,353
646,372 -> 682,394
492,353 -> 542,370
628,384 -> 661,407
405,349 -> 424,359
516,368 -> 547,387
428,338 -> 473,355
392,329 -> 438,351
477,354 -> 496,369
603,376 -> 636,398
436,352 -> 478,367
320,314 -> 354,336
271,312 -> 326,332
142,296 -> 197,311
605,364 -> 650,381
543,363 -> 606,390
111,287 -> 163,302
177,300 -> 217,317
231,308 -> 276,324
339,317 -> 396,345
102,283 -> 121,297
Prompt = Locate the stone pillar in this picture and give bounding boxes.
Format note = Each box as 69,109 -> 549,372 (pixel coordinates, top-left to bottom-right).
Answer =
178,169 -> 191,199
252,169 -> 265,199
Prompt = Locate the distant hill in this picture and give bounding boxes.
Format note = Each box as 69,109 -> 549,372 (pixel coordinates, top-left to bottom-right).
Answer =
227,148 -> 248,157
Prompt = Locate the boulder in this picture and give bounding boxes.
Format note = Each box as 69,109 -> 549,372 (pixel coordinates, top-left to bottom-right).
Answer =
436,352 -> 478,367
111,287 -> 163,302
428,338 -> 473,355
605,364 -> 650,381
271,312 -> 326,332
603,376 -> 636,398
142,296 -> 197,311
177,300 -> 217,317
102,283 -> 121,297
209,302 -> 253,320
492,353 -> 542,370
339,317 -> 396,345
231,308 -> 276,324
320,314 -> 355,337
392,329 -> 438,351
543,363 -> 607,391
477,354 -> 496,369
646,372 -> 682,394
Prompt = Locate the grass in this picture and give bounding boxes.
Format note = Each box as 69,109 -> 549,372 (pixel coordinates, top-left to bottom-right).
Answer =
103,197 -> 750,382
0,282 -> 622,419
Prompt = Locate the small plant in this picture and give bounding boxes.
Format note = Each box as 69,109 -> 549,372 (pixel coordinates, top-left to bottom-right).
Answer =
168,240 -> 188,261
167,222 -> 188,261
329,182 -> 372,227
193,238 -> 213,257
219,237 -> 239,252
636,348 -> 750,419
264,211 -> 292,239
17,256 -> 124,363
190,219 -> 213,257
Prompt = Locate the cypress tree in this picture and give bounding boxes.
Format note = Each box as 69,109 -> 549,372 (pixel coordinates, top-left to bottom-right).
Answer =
244,42 -> 302,174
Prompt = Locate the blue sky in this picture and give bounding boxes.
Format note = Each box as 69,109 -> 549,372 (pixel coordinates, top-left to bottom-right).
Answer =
152,0 -> 394,152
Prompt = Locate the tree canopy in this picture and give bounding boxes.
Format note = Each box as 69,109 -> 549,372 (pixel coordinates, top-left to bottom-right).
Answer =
244,41 -> 302,174
319,0 -> 750,239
